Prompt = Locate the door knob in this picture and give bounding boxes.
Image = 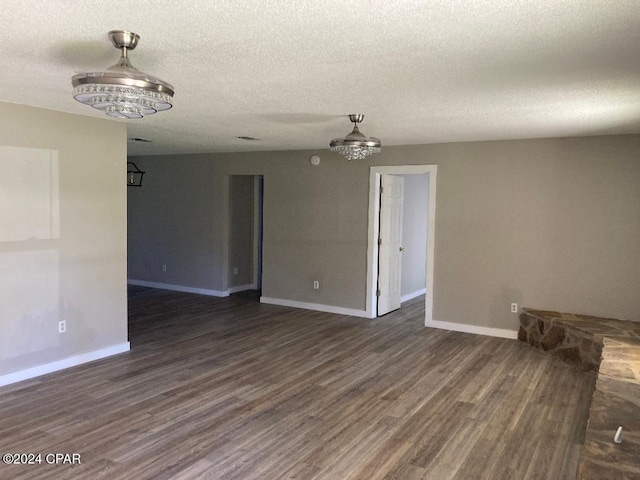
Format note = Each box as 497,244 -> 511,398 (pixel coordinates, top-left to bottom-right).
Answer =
399,246 -> 405,252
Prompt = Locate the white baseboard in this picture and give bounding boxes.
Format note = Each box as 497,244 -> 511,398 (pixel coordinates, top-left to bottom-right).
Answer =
0,342 -> 131,388
128,279 -> 229,297
128,280 -> 516,340
401,288 -> 427,303
260,297 -> 370,318
426,319 -> 518,339
228,284 -> 255,294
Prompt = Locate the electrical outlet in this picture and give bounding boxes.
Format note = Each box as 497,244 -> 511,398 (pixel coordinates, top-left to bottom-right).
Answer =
162,264 -> 167,272
313,281 -> 320,290
511,303 -> 518,313
233,267 -> 238,275
58,320 -> 66,333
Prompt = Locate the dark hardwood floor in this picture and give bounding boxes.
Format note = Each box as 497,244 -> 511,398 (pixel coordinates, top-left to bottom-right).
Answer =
0,286 -> 595,479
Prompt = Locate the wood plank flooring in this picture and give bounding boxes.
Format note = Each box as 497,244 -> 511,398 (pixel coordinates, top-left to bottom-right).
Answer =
0,287 -> 595,479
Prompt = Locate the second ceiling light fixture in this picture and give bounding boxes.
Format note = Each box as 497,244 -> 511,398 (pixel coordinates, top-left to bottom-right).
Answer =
330,114 -> 381,160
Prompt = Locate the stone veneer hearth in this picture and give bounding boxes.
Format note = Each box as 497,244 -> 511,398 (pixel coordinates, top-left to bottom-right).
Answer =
518,309 -> 640,479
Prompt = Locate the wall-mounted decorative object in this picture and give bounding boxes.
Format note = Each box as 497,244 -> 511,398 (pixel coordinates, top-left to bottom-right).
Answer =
310,155 -> 320,166
127,162 -> 145,186
72,30 -> 174,119
330,114 -> 381,160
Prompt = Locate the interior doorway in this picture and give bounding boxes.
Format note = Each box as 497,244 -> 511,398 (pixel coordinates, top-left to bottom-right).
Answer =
224,175 -> 264,297
253,176 -> 264,291
366,165 -> 437,322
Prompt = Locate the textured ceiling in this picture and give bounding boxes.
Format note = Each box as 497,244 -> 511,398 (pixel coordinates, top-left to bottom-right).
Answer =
2,0 -> 640,156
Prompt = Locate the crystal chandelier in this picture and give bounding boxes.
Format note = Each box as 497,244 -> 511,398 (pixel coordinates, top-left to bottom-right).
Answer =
330,114 -> 381,160
71,31 -> 174,119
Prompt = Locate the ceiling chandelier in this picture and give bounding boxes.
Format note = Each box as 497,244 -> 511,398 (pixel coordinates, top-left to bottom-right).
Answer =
71,30 -> 174,119
330,114 -> 381,160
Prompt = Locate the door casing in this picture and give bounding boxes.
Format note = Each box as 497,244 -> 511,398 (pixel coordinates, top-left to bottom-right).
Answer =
366,165 -> 437,323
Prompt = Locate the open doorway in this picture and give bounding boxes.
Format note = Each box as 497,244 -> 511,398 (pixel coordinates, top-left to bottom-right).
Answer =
224,175 -> 264,299
366,165 -> 437,322
377,173 -> 430,316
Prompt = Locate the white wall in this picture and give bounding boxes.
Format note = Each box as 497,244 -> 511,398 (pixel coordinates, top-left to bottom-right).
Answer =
0,102 -> 129,384
400,174 -> 429,300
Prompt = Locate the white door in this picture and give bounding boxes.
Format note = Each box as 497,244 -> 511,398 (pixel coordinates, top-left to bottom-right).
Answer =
377,174 -> 404,316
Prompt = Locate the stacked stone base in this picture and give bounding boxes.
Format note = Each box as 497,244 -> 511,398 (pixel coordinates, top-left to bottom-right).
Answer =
519,309 -> 640,479
518,310 -> 603,373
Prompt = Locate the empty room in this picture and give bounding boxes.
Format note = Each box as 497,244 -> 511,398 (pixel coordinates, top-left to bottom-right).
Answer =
1,1 -> 639,479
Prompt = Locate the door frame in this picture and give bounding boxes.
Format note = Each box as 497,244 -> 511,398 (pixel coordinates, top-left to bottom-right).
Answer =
365,165 -> 437,322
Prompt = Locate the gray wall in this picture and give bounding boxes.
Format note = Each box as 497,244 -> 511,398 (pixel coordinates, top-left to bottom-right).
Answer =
128,156 -> 221,288
0,101 -> 128,378
228,175 -> 255,288
400,174 -> 429,299
128,134 -> 640,330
